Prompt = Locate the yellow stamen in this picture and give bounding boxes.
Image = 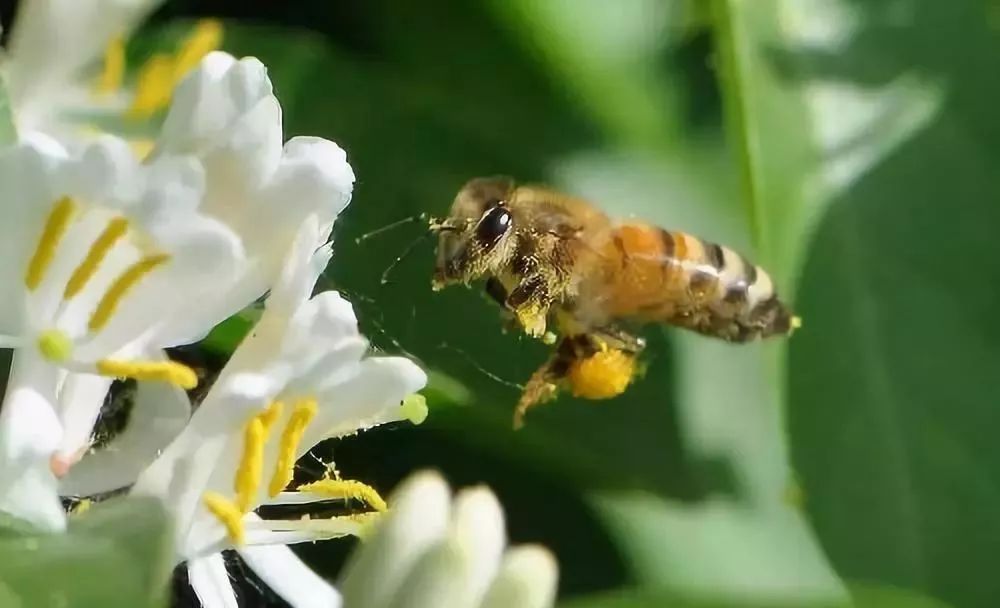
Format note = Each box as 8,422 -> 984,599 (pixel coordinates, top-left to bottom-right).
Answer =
203,492 -> 245,545
173,19 -> 223,77
26,197 -> 77,291
88,253 -> 169,332
96,359 -> 198,389
128,54 -> 175,119
95,35 -> 126,96
400,394 -> 428,425
257,401 -> 284,435
64,217 -> 129,299
296,479 -> 388,513
234,416 -> 268,513
128,19 -> 223,120
268,398 -> 318,497
37,329 -> 73,362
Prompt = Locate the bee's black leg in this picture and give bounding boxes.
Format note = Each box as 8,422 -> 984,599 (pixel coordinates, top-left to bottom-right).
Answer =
485,277 -> 509,308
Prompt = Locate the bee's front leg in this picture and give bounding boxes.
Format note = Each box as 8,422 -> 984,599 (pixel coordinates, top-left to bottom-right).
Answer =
506,275 -> 554,341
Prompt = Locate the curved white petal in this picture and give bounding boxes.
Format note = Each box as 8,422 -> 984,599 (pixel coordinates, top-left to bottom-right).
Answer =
339,471 -> 452,608
54,372 -> 114,462
479,546 -> 559,608
238,544 -> 342,608
451,487 -> 506,606
188,553 -> 238,608
384,539 -> 468,608
67,136 -> 143,207
60,374 -> 191,497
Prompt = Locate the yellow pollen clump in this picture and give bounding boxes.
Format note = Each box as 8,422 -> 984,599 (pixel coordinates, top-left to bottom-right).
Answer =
26,197 -> 77,291
296,479 -> 389,513
203,492 -> 245,545
96,359 -> 198,389
566,348 -> 636,400
37,329 -> 73,362
268,398 -> 318,497
64,217 -> 129,299
88,253 -> 169,332
400,394 -> 428,425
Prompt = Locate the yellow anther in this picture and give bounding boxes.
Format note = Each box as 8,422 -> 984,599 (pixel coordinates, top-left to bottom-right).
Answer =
173,19 -> 223,77
64,217 -> 129,299
566,348 -> 636,400
296,479 -> 388,513
234,416 -> 267,513
128,19 -> 223,120
400,394 -> 428,425
268,398 -> 318,497
257,401 -> 284,434
344,511 -> 383,540
95,35 -> 126,96
128,54 -> 175,119
89,253 -> 169,332
71,498 -> 93,516
96,359 -> 198,389
37,329 -> 73,362
791,315 -> 803,330
203,492 -> 245,545
26,197 -> 77,291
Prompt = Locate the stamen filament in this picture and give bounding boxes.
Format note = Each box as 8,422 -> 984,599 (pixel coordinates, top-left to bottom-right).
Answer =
235,417 -> 267,513
89,253 -> 169,332
295,479 -> 388,513
95,359 -> 197,389
95,35 -> 126,96
203,492 -> 245,545
26,197 -> 77,291
268,398 -> 318,497
64,217 -> 129,299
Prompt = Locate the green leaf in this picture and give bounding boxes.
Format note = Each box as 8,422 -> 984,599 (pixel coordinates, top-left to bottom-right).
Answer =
713,0 -> 1000,607
0,497 -> 173,607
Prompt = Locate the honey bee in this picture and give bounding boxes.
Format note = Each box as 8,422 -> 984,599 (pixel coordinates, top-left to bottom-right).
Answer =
431,176 -> 799,427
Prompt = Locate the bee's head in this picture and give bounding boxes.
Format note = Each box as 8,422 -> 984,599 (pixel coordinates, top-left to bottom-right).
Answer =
432,176 -> 518,290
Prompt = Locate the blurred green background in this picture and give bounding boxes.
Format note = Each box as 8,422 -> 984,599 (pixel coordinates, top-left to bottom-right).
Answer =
4,0 -> 999,607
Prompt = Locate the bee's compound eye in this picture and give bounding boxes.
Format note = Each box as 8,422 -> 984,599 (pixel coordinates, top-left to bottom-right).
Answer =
476,205 -> 512,247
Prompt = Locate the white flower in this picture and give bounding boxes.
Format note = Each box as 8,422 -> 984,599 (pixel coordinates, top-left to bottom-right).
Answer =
1,0 -> 221,146
60,50 -> 356,497
130,217 -> 427,607
339,470 -> 560,608
0,132 -> 243,531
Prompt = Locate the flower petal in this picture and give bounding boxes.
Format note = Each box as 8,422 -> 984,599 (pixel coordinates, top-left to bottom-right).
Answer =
479,546 -> 559,608
60,372 -> 191,497
238,544 -> 342,608
450,486 -> 506,606
384,539 -> 468,608
339,470 -> 451,608
188,552 -> 238,608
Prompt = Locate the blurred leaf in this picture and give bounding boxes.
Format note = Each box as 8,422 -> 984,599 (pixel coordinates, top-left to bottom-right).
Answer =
717,0 -> 1000,607
0,497 -> 173,607
200,308 -> 258,356
560,583 -> 952,608
0,73 -> 16,144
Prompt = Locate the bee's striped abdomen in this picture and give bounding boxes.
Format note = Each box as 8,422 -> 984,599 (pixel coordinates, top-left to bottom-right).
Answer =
589,224 -> 796,342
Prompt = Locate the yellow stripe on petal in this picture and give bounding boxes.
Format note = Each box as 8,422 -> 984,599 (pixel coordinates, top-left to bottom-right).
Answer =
96,359 -> 197,389
268,398 -> 317,497
26,197 -> 77,291
203,492 -> 245,545
64,217 -> 129,299
296,479 -> 388,513
88,253 -> 169,332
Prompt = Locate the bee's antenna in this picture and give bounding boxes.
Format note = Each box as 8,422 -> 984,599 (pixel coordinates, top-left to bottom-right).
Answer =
355,213 -> 429,244
380,231 -> 432,285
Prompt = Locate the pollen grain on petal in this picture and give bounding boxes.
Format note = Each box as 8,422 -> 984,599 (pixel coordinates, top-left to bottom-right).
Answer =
268,398 -> 317,497
64,217 -> 129,299
26,197 -> 77,291
296,479 -> 388,513
400,393 -> 428,425
203,492 -> 246,546
88,253 -> 169,332
96,359 -> 198,389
